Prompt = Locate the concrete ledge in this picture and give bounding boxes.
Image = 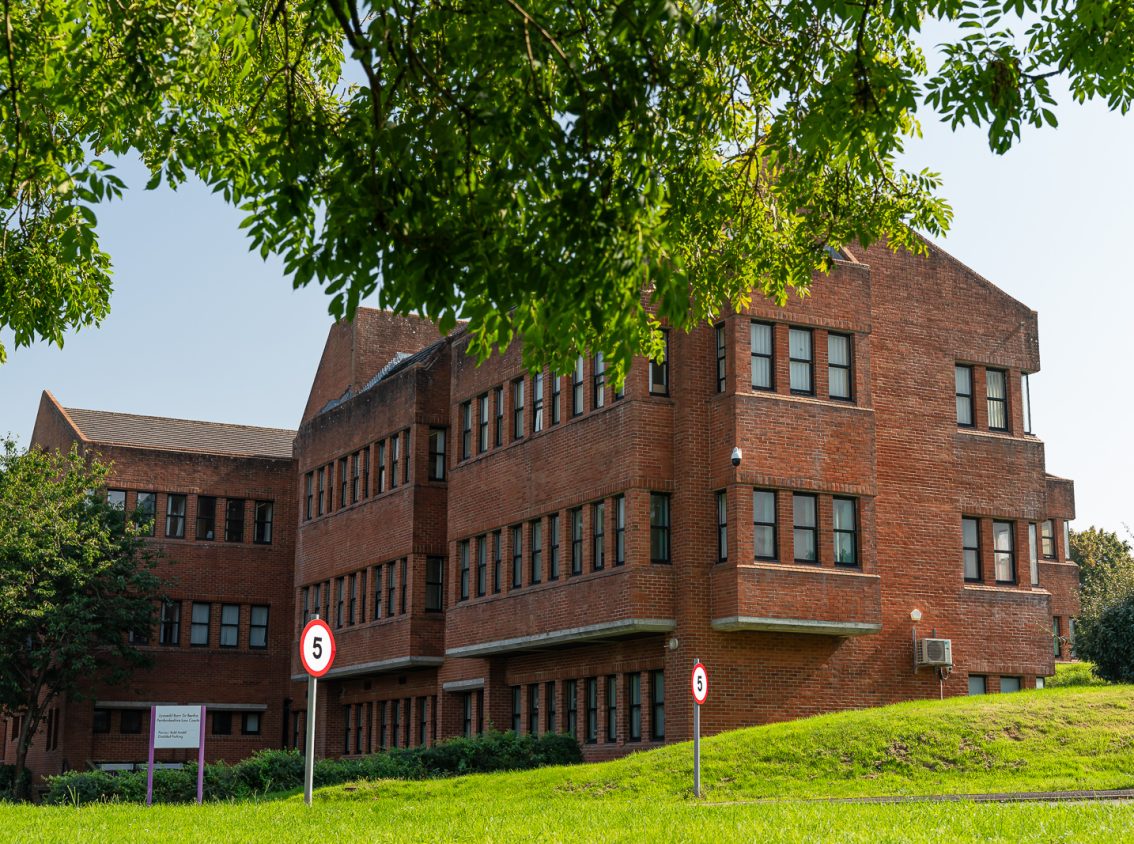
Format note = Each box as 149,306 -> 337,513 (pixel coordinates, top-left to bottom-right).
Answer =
94,701 -> 268,711
446,618 -> 677,658
442,678 -> 485,692
711,616 -> 882,636
289,655 -> 443,682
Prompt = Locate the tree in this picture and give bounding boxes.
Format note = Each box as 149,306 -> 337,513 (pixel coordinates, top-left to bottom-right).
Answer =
1071,526 -> 1134,622
3,2 -> 1133,374
0,440 -> 162,799
1073,592 -> 1134,684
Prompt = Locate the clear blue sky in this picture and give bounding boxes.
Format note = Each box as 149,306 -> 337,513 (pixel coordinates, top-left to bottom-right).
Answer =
1,85 -> 1130,538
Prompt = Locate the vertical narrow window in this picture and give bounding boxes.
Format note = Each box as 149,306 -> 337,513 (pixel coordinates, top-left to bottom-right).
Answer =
311,583 -> 321,622
339,456 -> 348,509
649,330 -> 670,395
418,697 -> 428,746
750,321 -> 773,390
359,569 -> 367,620
494,385 -> 504,447
253,501 -> 273,544
399,557 -> 407,613
462,693 -> 473,737
1063,521 -> 1071,562
832,498 -> 858,566
530,520 -> 543,584
250,605 -> 269,649
627,674 -> 641,742
572,356 -> 585,416
551,374 -> 561,425
190,602 -> 210,646
317,468 -> 326,515
614,495 -> 626,566
351,453 -> 360,503
792,494 -> 817,563
370,566 -> 382,620
788,328 -> 813,394
386,561 -> 396,616
304,474 -> 313,520
528,683 -> 540,736
963,517 -> 980,582
715,324 -> 726,393
1028,523 -> 1040,586
566,679 -> 578,738
391,699 -> 400,747
476,535 -> 487,597
460,402 -> 472,460
512,378 -> 525,439
478,394 -> 489,453
197,495 -> 216,540
546,681 -> 557,734
390,436 -> 400,488
323,579 -> 331,620
1041,520 -> 1055,558
511,687 -> 521,734
593,354 -> 606,408
361,446 -> 370,498
993,520 -> 1015,584
348,574 -> 357,624
511,525 -> 523,588
650,493 -> 671,563
716,491 -> 728,562
1053,617 -> 1062,658
220,603 -> 239,647
549,513 -> 561,580
585,678 -> 598,744
1022,373 -> 1033,434
986,369 -> 1008,431
606,676 -> 617,742
650,670 -> 665,740
425,556 -> 444,611
753,490 -> 777,560
225,499 -> 245,542
533,372 -> 545,432
570,508 -> 583,575
376,441 -> 386,492
135,491 -> 157,535
493,531 -> 502,593
343,705 -> 352,754
403,430 -> 411,484
593,501 -> 605,570
828,333 -> 853,400
428,428 -> 446,481
165,494 -> 186,538
955,365 -> 974,426
335,577 -> 345,628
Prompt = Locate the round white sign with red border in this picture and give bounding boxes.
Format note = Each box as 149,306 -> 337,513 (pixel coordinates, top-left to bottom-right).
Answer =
691,661 -> 708,705
299,618 -> 336,678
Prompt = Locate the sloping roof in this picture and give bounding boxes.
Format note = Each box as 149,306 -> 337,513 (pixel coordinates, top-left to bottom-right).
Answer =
64,407 -> 295,459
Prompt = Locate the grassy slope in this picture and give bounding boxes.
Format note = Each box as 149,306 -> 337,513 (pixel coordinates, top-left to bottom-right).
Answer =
5,685 -> 1134,842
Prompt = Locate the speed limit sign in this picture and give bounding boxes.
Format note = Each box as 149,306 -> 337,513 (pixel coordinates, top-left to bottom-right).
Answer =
691,661 -> 708,705
299,618 -> 336,678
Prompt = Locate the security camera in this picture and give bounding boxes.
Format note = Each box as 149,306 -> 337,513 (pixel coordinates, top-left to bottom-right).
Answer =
731,447 -> 742,468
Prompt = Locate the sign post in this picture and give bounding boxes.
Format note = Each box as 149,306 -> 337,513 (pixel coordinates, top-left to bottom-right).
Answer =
146,704 -> 206,806
299,615 -> 336,806
691,660 -> 708,798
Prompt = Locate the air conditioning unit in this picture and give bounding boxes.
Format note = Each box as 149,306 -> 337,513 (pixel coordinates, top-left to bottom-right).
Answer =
915,638 -> 953,668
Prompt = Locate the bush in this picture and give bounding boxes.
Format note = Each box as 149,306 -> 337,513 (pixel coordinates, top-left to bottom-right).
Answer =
1075,594 -> 1134,684
0,764 -> 32,801
1047,662 -> 1108,688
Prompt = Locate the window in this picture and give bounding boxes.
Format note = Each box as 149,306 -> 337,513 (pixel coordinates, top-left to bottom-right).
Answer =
220,603 -> 240,647
386,561 -> 396,616
460,402 -> 472,460
92,708 -> 111,734
753,490 -> 777,561
359,569 -> 367,621
135,491 -> 156,535
361,446 -> 370,498
106,489 -> 126,530
1053,616 -> 1062,658
565,679 -> 578,738
166,494 -> 186,538
225,499 -> 245,542
253,501 -> 273,544
716,491 -> 727,562
955,365 -> 974,426
335,577 -> 345,628
750,321 -> 773,390
606,676 -> 617,742
572,356 -> 585,416
190,602 -> 210,646
376,441 -> 386,492
311,583 -> 321,622
400,558 -> 408,614
511,525 -> 523,588
512,378 -> 525,439
348,574 -> 357,625
390,435 -> 400,488
494,386 -> 504,447
627,674 -> 642,742
986,368 -> 1008,431
650,494 -> 671,563
371,568 -> 381,620
493,531 -> 502,593
649,331 -> 669,395
418,697 -> 428,747
1029,523 -> 1040,586
121,709 -> 144,734
570,508 -> 583,575
426,557 -> 444,611
614,496 -> 626,566
531,520 -> 543,584
715,324 -> 726,393
968,675 -> 987,695
317,467 -> 326,515
339,457 -> 348,509
247,605 -> 270,649
1022,373 -> 1033,433
585,678 -> 598,744
650,670 -> 665,740
788,328 -> 813,394
828,333 -> 852,400
546,681 -> 557,734
303,474 -> 313,520
511,687 -> 522,734
592,502 -> 605,570
832,498 -> 857,566
1041,519 -> 1055,559
1000,676 -> 1022,693
428,428 -> 446,480
549,513 -> 561,580
533,372 -> 545,432
551,374 -> 561,425
351,454 -> 360,503
477,394 -> 489,453
391,699 -> 400,748
159,600 -> 181,646
476,535 -> 487,597
459,540 -> 470,601
462,693 -> 474,738
528,683 -> 540,736
1063,521 -> 1071,562
793,494 -> 817,563
962,517 -> 981,582
993,520 -> 1015,584
593,354 -> 606,408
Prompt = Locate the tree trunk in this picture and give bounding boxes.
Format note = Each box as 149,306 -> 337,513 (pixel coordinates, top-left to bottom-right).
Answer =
11,707 -> 40,801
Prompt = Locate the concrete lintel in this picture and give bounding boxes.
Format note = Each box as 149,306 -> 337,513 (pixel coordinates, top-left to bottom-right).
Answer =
289,655 -> 444,682
441,678 -> 486,692
445,618 -> 676,658
712,616 -> 882,637
94,701 -> 268,711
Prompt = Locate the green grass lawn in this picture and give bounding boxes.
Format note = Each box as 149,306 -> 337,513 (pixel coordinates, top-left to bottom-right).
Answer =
5,684 -> 1134,842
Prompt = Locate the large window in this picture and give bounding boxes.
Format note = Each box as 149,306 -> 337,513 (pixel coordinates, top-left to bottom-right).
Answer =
512,379 -> 525,439
531,520 -> 543,584
993,520 -> 1015,584
460,401 -> 472,460
511,525 -> 523,588
428,428 -> 446,481
220,603 -> 239,647
1041,519 -> 1055,558
792,494 -> 817,563
585,678 -> 598,744
832,498 -> 857,566
303,474 -> 313,521
476,535 -> 487,597
614,495 -> 626,566
376,441 -> 386,492
425,557 -> 444,611
159,600 -> 181,646
650,493 -> 671,563
753,490 -> 777,560
962,517 -> 981,582
649,331 -> 669,395
225,499 -> 245,542
478,394 -> 489,453
390,435 -> 400,488
135,491 -> 156,536
750,321 -> 773,390
551,374 -> 561,425
494,386 -> 504,447
250,605 -> 269,649
788,328 -> 813,394
592,502 -> 605,570
533,371 -> 545,432
606,676 -> 617,741
627,674 -> 641,742
493,531 -> 502,593
986,369 -> 1008,431
570,508 -> 583,575
253,501 -> 273,544
716,491 -> 727,562
955,365 -> 974,426
190,602 -> 210,646
572,356 -> 585,416
106,489 -> 126,530
715,324 -> 726,393
549,513 -> 562,580
828,333 -> 852,400
565,679 -> 578,738
1029,523 -> 1040,586
165,494 -> 186,538
458,540 -> 469,601
593,354 -> 606,408
650,670 -> 665,740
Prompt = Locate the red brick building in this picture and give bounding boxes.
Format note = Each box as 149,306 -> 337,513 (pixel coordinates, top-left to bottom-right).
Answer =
7,238 -> 1080,777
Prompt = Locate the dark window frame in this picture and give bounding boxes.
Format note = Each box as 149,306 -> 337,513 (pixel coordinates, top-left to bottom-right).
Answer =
476,535 -> 487,597
792,493 -> 818,563
593,354 -> 606,409
650,670 -> 665,740
220,603 -> 239,648
533,371 -> 545,433
827,332 -> 853,401
716,490 -> 727,562
459,540 -> 470,601
253,500 -> 273,545
993,520 -> 1016,584
572,356 -> 585,417
788,327 -> 814,395
224,498 -> 245,543
963,517 -> 981,582
426,556 -> 444,611
460,401 -> 472,460
750,321 -> 774,391
650,493 -> 671,564
592,501 -> 605,571
190,601 -> 210,647
549,513 -> 561,580
196,495 -> 216,541
649,330 -> 670,396
478,393 -> 490,453
715,323 -> 726,393
249,605 -> 269,649
165,493 -> 186,539
511,524 -> 523,588
428,428 -> 446,481
614,495 -> 626,566
956,364 -> 974,427
986,368 -> 1009,432
753,489 -> 777,561
512,378 -> 525,440
570,508 -> 583,575
530,520 -> 543,584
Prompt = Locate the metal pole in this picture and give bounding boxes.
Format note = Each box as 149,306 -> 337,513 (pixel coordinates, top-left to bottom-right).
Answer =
693,700 -> 701,798
197,704 -> 206,804
304,673 -> 317,806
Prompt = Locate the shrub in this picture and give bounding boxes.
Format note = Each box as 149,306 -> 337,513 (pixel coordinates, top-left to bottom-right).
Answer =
1075,594 -> 1134,684
0,764 -> 31,801
1047,662 -> 1108,688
